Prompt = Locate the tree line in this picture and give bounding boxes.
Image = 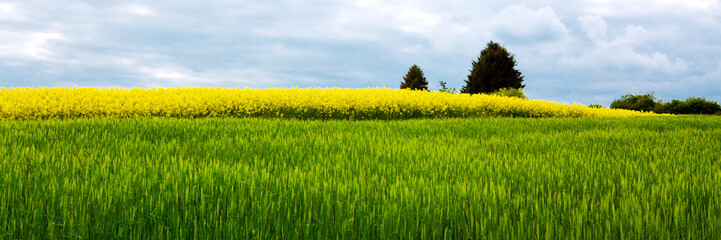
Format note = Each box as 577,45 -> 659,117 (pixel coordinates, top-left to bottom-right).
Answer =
607,93 -> 721,115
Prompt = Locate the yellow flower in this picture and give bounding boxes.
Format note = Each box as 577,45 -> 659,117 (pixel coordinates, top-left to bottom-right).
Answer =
0,87 -> 666,120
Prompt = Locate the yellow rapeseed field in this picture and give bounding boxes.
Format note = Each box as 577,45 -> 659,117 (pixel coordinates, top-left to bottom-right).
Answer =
0,87 -> 661,120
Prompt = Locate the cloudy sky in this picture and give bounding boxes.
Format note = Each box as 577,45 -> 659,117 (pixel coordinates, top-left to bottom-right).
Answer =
2,0 -> 720,105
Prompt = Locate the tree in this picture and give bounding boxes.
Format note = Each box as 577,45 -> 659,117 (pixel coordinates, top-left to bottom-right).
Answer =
400,64 -> 429,91
680,97 -> 721,114
461,41 -> 524,94
610,93 -> 657,112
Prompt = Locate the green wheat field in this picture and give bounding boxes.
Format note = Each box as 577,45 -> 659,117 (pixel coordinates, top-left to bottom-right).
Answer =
1,116 -> 720,239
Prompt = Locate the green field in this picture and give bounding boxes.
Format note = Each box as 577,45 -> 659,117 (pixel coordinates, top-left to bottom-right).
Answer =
1,116 -> 720,239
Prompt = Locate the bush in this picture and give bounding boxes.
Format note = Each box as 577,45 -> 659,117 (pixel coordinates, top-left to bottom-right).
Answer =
610,93 -> 657,112
588,104 -> 603,108
657,97 -> 721,115
491,87 -> 526,99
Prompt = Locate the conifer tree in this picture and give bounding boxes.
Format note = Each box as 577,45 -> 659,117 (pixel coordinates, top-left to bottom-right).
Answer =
400,64 -> 429,91
461,41 -> 524,94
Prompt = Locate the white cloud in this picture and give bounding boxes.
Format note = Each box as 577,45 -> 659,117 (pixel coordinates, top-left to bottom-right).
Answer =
136,65 -> 219,87
259,0 -> 474,56
0,31 -> 66,61
119,4 -> 155,16
354,1 -> 442,35
562,16 -> 687,74
0,2 -> 28,22
134,66 -> 322,89
579,15 -> 607,41
329,1 -> 446,40
586,0 -> 720,16
491,6 -> 570,43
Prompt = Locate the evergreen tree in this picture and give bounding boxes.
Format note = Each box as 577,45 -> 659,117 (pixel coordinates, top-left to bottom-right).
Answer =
400,64 -> 429,91
461,41 -> 525,94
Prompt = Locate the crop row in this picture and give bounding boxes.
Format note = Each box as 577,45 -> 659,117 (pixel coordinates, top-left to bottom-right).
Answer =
1,117 -> 718,239
0,87 -> 660,120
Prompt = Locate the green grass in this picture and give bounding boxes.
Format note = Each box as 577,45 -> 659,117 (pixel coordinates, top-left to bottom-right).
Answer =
1,116 -> 720,239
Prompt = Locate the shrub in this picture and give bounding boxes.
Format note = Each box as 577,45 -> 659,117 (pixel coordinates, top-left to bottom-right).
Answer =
610,93 -> 657,112
491,87 -> 526,99
588,104 -> 603,108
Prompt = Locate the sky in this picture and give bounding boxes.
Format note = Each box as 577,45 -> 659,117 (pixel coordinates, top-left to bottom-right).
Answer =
1,0 -> 720,106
